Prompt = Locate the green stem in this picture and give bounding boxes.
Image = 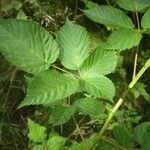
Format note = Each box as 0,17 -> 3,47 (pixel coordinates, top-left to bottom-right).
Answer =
129,58 -> 150,88
52,65 -> 80,79
94,58 -> 150,141
135,11 -> 140,32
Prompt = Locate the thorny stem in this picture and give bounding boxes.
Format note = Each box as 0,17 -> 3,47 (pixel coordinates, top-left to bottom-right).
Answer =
94,58 -> 150,144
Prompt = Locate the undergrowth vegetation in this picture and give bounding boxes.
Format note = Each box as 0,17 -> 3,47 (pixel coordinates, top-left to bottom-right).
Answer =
0,0 -> 150,149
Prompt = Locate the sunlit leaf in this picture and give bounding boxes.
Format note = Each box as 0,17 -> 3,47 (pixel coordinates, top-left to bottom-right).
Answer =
83,5 -> 134,29
57,20 -> 90,70
0,19 -> 59,73
19,71 -> 79,107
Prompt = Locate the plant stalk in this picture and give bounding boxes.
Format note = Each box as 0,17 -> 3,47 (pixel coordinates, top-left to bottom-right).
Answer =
94,58 -> 150,142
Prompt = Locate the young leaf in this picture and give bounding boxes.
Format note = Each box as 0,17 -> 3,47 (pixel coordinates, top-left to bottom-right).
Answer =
32,145 -> 43,150
141,9 -> 150,31
113,125 -> 134,148
51,105 -> 76,126
57,20 -> 90,70
74,98 -> 106,118
28,118 -> 46,143
83,75 -> 115,102
82,0 -> 99,9
131,82 -> 150,102
80,47 -> 117,76
83,5 -> 134,29
0,19 -> 59,73
134,122 -> 150,150
117,0 -> 150,12
105,28 -> 142,51
46,135 -> 66,150
19,70 -> 79,108
17,9 -> 27,20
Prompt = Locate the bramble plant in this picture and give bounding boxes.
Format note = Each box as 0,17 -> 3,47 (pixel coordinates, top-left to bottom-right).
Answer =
0,0 -> 150,149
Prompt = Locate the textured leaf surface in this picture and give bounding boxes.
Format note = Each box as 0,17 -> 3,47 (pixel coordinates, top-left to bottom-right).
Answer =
134,122 -> 150,150
47,135 -> 66,150
141,9 -> 150,30
0,19 -> 59,73
74,98 -> 106,117
97,141 -> 117,150
19,71 -> 79,107
117,0 -> 150,12
80,47 -> 117,76
58,20 -> 89,70
113,125 -> 134,148
28,118 -> 46,142
105,29 -> 142,51
83,75 -> 115,101
51,105 -> 76,126
83,5 -> 134,29
32,145 -> 43,150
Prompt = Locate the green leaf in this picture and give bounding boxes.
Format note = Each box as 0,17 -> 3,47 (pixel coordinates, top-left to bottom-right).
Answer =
82,0 -> 99,9
117,0 -> 150,12
57,20 -> 90,70
113,125 -> 134,148
97,141 -> 117,150
67,135 -> 96,150
17,10 -> 27,20
32,145 -> 43,150
83,75 -> 115,102
46,135 -> 66,150
0,19 -> 59,73
141,9 -> 150,31
28,118 -> 46,143
19,70 -> 79,107
83,5 -> 134,29
80,47 -> 117,76
105,29 -> 142,51
131,82 -> 150,102
74,98 -> 106,118
51,105 -> 76,126
134,122 -> 150,150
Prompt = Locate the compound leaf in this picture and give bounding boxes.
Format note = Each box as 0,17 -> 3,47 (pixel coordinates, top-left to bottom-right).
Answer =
141,9 -> 150,32
57,20 -> 90,70
83,5 -> 134,29
0,19 -> 59,73
74,98 -> 106,118
117,0 -> 150,12
113,125 -> 134,148
28,118 -> 46,143
19,70 -> 79,107
83,75 -> 115,102
51,105 -> 76,126
46,135 -> 66,150
80,47 -> 117,76
105,28 -> 142,51
134,122 -> 150,150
